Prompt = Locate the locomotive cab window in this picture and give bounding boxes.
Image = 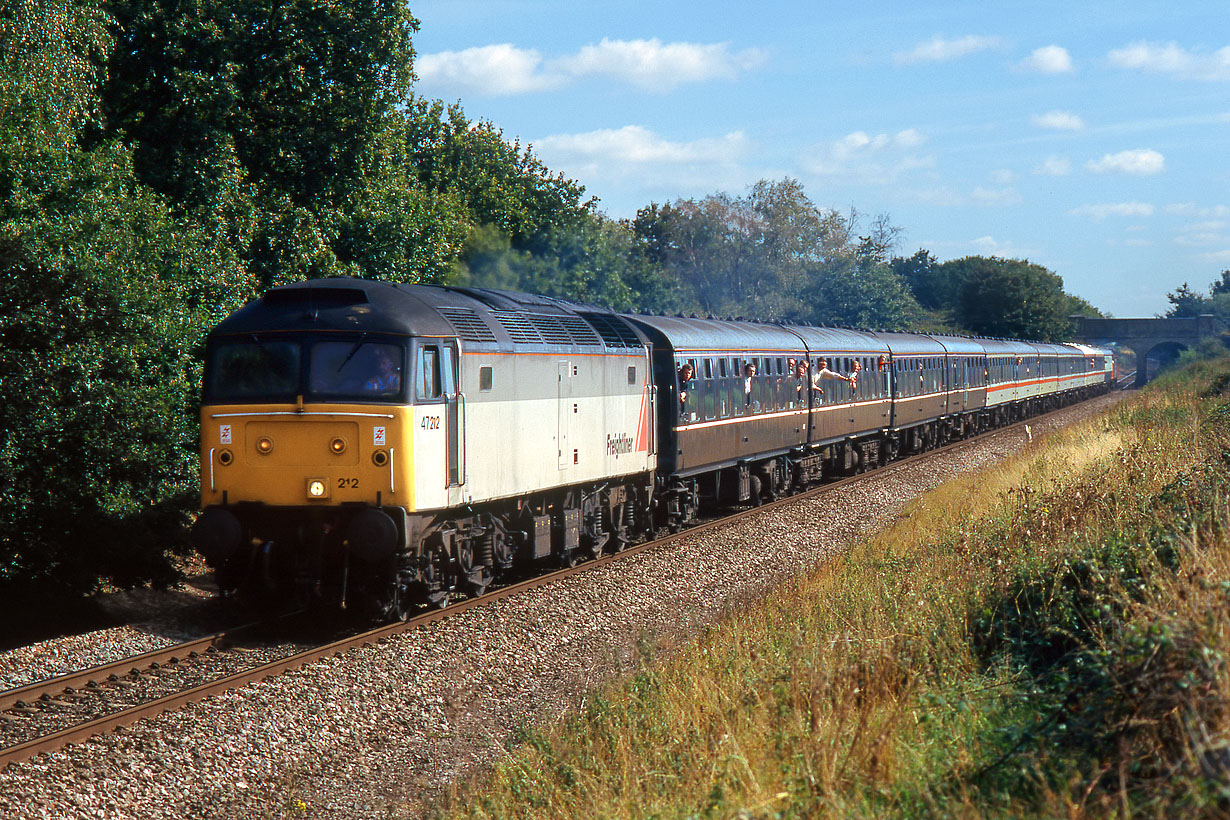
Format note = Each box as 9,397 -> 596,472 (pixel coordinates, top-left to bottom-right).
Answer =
207,339 -> 300,400
309,340 -> 404,400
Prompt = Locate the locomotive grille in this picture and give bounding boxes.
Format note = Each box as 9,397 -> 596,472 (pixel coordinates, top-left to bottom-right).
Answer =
556,316 -> 603,346
578,312 -> 642,349
530,314 -> 574,345
437,307 -> 497,343
490,310 -> 543,344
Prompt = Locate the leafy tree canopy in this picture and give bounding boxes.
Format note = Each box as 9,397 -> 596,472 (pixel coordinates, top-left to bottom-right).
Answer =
952,256 -> 1074,341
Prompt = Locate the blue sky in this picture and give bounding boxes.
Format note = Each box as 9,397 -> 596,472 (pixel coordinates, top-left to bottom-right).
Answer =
410,0 -> 1229,317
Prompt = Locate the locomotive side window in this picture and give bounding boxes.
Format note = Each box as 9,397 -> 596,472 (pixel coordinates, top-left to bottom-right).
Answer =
627,366 -> 636,385
480,366 -> 493,391
208,340 -> 300,399
418,346 -> 442,400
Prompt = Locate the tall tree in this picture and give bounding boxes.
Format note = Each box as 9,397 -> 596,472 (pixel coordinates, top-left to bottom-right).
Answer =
1,0 -> 248,598
954,257 -> 1072,341
1165,282 -> 1208,317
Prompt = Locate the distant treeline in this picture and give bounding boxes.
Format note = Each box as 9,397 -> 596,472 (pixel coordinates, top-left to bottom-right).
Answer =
0,0 -> 1101,598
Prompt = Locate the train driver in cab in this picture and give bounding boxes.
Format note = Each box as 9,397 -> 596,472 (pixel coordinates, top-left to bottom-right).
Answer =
365,347 -> 402,394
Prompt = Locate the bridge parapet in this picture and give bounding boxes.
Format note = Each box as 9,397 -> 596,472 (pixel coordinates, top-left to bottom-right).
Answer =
1072,314 -> 1228,343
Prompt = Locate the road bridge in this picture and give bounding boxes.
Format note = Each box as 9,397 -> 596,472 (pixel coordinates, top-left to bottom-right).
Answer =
1070,315 -> 1228,385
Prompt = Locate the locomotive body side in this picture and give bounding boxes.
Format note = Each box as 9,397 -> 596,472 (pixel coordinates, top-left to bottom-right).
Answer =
193,280 -> 658,613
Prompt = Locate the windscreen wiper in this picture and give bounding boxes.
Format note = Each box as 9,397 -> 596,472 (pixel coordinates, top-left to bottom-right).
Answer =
336,333 -> 369,372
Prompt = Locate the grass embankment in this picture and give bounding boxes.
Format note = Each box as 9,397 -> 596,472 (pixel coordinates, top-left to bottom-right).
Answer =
439,362 -> 1230,819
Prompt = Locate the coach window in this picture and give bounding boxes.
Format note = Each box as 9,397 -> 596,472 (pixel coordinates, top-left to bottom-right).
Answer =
703,360 -> 716,420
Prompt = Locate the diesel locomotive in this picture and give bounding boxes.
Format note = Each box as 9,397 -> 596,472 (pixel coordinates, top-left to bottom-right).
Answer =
190,278 -> 1113,618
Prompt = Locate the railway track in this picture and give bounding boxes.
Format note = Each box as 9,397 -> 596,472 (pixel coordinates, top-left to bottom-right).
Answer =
0,395 -> 1112,771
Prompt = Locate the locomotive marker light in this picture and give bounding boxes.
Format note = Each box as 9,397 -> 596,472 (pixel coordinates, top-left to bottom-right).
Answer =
329,437 -> 347,455
256,436 -> 274,455
217,449 -> 234,466
372,449 -> 389,467
306,478 -> 329,499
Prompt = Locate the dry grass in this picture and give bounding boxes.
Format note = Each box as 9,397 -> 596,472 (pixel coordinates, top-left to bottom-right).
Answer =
434,361 -> 1230,820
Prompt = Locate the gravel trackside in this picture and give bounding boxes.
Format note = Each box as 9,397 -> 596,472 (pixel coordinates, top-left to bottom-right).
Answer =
0,393 -> 1125,820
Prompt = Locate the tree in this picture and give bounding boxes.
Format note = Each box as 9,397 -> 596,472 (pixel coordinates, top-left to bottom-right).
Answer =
954,257 -> 1072,341
406,99 -> 593,252
0,0 -> 250,602
633,179 -> 835,320
1165,283 -> 1208,318
1209,270 -> 1230,296
803,259 -> 921,330
102,0 -> 418,210
892,249 -> 965,312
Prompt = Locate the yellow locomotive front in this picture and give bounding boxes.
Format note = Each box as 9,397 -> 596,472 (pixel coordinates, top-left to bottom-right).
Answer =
190,282 -> 439,611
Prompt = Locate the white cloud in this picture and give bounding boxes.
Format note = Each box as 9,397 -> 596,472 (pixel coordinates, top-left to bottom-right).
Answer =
1085,149 -> 1165,175
1033,155 -> 1072,175
893,35 -> 1001,65
1174,220 -> 1229,247
1165,203 -> 1230,219
803,129 -> 934,183
416,44 -> 561,96
1018,45 -> 1074,74
1198,249 -> 1230,262
969,236 -> 1028,256
1068,202 -> 1156,220
971,186 -> 1023,207
1031,110 -> 1085,131
416,38 -> 765,97
535,125 -> 749,166
990,169 -> 1016,184
532,126 -> 757,198
1108,41 -> 1230,82
553,38 -> 766,91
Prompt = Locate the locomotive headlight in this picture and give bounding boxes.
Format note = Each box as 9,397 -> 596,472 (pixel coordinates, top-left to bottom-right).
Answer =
255,436 -> 274,455
329,437 -> 347,455
306,478 -> 329,499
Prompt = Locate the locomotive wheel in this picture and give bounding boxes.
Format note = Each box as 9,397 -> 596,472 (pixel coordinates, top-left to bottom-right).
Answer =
385,578 -> 413,622
464,567 -> 492,599
421,547 -> 450,610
